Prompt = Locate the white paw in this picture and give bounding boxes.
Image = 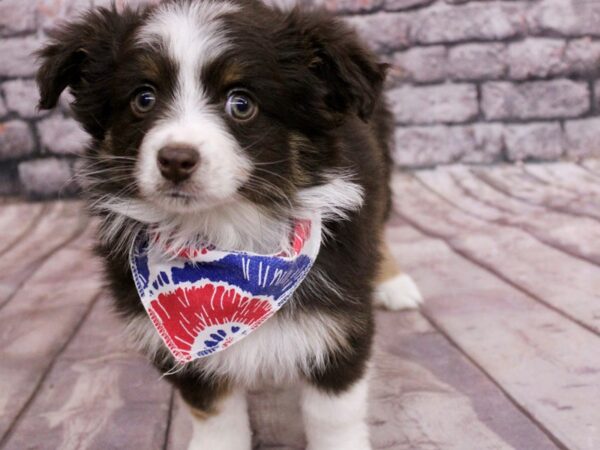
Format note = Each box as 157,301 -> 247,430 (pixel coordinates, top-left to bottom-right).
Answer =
302,378 -> 371,450
307,436 -> 371,450
187,390 -> 252,450
374,273 -> 423,310
188,435 -> 250,450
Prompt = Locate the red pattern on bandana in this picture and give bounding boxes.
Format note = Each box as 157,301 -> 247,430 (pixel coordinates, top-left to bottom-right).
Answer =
149,284 -> 273,357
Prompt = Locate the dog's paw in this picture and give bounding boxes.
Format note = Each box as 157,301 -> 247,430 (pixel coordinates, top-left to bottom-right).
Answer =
374,273 -> 423,310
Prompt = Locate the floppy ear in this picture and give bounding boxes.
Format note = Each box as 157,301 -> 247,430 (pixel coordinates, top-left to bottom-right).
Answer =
36,6 -> 134,138
37,43 -> 87,111
275,9 -> 387,123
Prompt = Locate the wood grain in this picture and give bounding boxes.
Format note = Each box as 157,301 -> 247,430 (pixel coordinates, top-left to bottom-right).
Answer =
369,310 -> 558,450
0,201 -> 87,309
166,310 -> 556,450
3,167 -> 600,450
524,163 -> 600,198
0,226 -> 102,442
0,202 -> 46,256
397,172 -> 600,334
2,296 -> 172,450
473,164 -> 600,221
438,165 -> 600,265
386,215 -> 600,450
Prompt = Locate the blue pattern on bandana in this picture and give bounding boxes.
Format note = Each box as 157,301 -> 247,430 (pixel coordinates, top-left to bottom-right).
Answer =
129,217 -> 321,363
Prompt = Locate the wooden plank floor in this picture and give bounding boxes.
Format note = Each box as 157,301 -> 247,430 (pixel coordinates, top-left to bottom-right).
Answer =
1,161 -> 599,450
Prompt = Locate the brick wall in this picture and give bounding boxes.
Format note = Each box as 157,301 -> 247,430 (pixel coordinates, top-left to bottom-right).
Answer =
368,0 -> 600,167
1,0 -> 600,198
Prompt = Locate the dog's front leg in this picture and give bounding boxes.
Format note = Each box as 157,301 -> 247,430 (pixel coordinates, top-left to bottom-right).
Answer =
161,369 -> 252,450
186,387 -> 252,450
301,375 -> 371,450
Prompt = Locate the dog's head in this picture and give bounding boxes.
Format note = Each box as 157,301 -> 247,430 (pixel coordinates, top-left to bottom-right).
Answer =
37,0 -> 385,244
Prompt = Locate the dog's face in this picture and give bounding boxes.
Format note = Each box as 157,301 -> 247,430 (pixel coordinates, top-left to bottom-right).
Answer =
37,0 -> 385,217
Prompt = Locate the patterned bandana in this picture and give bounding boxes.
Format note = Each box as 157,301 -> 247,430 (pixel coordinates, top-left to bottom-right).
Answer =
130,216 -> 321,363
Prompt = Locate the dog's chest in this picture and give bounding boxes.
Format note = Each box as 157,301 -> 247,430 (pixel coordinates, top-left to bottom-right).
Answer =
196,311 -> 345,385
129,308 -> 345,386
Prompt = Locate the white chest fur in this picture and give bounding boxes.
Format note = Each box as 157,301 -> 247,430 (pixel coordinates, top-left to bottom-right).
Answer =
126,308 -> 347,386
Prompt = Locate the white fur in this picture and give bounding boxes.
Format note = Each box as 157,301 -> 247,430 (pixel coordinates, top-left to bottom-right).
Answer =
97,197 -> 290,256
137,1 -> 238,105
296,174 -> 364,223
187,388 -> 252,450
374,273 -> 423,310
135,1 -> 251,214
95,175 -> 364,256
126,308 -> 348,387
302,376 -> 371,450
197,311 -> 348,386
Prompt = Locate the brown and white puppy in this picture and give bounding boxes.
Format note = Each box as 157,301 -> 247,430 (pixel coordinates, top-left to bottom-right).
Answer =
37,1 -> 422,448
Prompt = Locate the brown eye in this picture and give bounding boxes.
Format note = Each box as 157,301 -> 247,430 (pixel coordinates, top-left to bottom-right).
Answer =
225,91 -> 257,121
131,86 -> 157,115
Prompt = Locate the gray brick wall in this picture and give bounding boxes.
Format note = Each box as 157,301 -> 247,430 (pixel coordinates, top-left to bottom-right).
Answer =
1,0 -> 600,198
377,0 -> 600,168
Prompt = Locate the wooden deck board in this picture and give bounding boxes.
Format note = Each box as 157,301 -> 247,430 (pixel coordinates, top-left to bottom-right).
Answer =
367,311 -> 558,450
0,201 -> 88,309
524,163 -> 600,198
473,165 -> 600,221
387,217 -> 600,450
0,226 -> 102,442
438,166 -> 600,265
396,172 -> 600,334
579,158 -> 600,177
1,161 -> 600,450
1,296 -> 172,450
0,203 -> 46,256
167,311 -> 557,450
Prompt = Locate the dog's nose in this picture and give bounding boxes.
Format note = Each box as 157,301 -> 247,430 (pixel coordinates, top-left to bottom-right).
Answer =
157,145 -> 200,183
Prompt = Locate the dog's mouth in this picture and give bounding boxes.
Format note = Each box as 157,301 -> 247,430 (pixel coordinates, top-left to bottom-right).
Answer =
164,189 -> 195,200
148,186 -> 201,211
149,185 -> 240,214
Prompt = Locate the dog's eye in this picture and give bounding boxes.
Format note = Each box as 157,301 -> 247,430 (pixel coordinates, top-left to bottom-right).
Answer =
225,91 -> 257,121
131,87 -> 157,115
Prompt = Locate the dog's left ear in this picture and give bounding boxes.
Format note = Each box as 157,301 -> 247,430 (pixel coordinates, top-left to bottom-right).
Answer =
275,9 -> 387,122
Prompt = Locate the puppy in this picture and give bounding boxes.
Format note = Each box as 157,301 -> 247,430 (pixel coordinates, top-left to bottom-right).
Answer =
36,1 -> 422,448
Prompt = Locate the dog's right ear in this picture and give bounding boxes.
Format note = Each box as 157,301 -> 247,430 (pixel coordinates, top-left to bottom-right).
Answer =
37,7 -> 119,109
36,7 -> 134,137
36,34 -> 88,111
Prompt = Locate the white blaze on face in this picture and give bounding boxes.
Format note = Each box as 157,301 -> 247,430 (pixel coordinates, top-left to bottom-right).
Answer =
135,1 -> 251,211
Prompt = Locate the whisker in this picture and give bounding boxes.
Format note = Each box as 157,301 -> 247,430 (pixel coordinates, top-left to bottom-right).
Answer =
253,158 -> 291,167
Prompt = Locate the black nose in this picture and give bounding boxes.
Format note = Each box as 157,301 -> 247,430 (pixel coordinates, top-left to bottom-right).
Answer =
157,145 -> 200,183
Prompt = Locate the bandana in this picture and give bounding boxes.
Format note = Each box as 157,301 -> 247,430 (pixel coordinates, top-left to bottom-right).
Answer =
129,216 -> 321,363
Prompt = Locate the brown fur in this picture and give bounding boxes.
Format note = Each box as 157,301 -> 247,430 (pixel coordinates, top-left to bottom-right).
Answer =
36,0 -> 394,414
378,242 -> 402,284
